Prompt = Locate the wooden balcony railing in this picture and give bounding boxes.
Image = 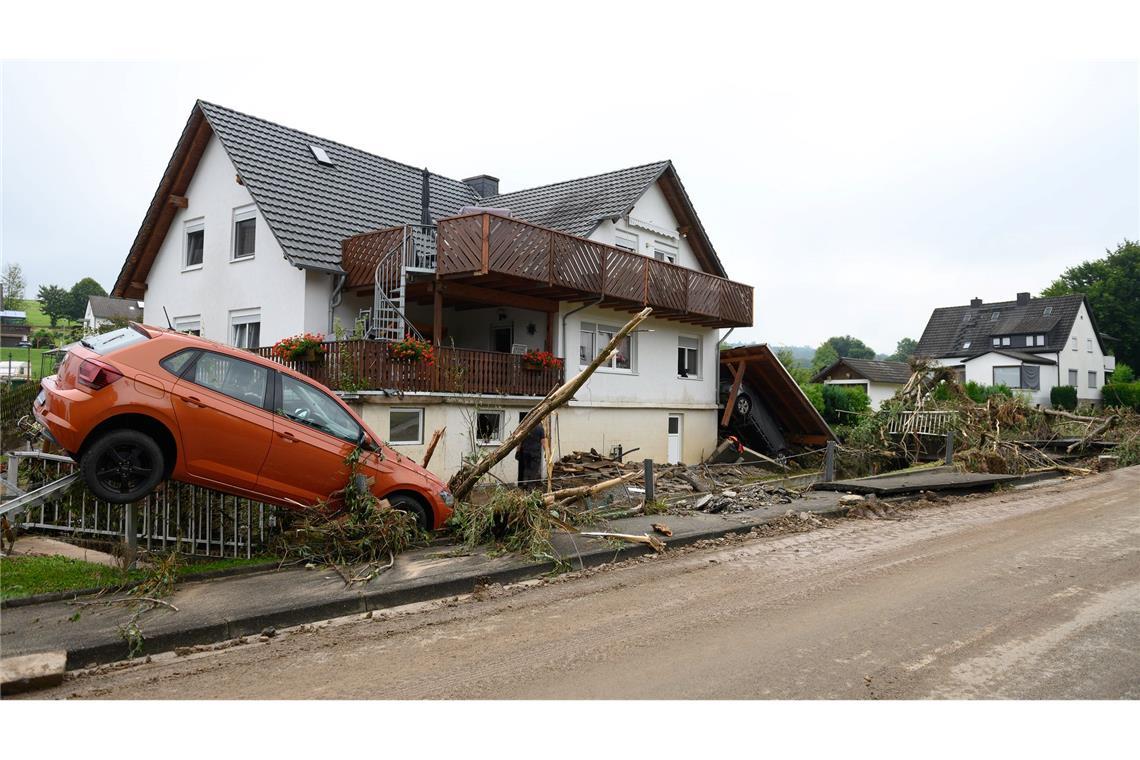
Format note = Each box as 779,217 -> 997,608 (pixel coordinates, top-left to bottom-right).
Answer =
436,213 -> 754,327
254,341 -> 564,397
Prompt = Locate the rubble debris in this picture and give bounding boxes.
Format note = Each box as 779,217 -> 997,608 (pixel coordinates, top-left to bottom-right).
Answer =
651,523 -> 673,537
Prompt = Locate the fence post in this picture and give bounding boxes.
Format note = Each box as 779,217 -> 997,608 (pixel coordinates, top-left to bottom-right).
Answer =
5,453 -> 19,495
944,430 -> 955,466
124,502 -> 139,569
643,458 -> 655,504
823,440 -> 836,482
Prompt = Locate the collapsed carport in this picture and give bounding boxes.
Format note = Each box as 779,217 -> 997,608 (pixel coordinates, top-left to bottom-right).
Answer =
719,344 -> 835,455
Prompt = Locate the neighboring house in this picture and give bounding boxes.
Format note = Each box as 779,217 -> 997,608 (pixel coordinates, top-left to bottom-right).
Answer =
111,101 -> 754,478
0,310 -> 30,348
811,357 -> 911,410
84,296 -> 144,333
915,292 -> 1115,407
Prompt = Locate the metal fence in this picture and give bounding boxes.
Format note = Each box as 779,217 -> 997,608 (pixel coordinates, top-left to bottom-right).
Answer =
886,410 -> 958,437
3,451 -> 281,558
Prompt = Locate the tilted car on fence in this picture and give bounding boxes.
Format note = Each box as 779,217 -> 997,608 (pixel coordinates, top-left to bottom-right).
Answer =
32,324 -> 452,530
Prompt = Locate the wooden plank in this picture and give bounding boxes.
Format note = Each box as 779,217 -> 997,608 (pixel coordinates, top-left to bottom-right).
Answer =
168,194 -> 189,208
720,360 -> 746,428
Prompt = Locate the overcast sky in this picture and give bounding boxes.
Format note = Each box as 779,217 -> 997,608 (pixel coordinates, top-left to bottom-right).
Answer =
2,54 -> 1137,354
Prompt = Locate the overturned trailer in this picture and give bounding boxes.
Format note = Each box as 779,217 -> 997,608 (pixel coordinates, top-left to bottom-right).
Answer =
718,344 -> 835,457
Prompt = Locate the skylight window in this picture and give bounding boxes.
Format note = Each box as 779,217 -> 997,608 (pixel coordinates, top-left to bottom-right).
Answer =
990,312 -> 1000,321
1043,306 -> 1053,316
310,145 -> 333,166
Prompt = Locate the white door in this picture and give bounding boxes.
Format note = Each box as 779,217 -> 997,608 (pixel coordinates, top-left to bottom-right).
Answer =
666,414 -> 683,464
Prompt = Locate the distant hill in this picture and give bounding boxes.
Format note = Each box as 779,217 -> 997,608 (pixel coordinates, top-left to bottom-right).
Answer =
770,344 -> 815,368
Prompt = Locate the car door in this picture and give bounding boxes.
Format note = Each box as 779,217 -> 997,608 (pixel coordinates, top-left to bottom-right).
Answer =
258,373 -> 362,506
170,351 -> 275,494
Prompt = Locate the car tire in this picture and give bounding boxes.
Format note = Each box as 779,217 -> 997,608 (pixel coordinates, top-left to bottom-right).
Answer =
387,493 -> 430,532
735,392 -> 753,418
81,429 -> 165,504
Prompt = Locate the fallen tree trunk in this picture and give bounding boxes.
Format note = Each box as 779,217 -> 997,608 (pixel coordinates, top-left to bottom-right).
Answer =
448,307 -> 653,501
1042,408 -> 1099,423
579,531 -> 666,553
421,427 -> 445,468
1066,415 -> 1118,454
543,469 -> 641,506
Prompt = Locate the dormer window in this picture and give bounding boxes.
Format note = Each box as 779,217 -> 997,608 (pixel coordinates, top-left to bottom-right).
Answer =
992,337 -> 1000,347
1002,336 -> 1011,346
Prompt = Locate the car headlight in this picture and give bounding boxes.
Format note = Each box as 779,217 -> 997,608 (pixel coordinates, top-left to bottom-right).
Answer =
439,490 -> 454,507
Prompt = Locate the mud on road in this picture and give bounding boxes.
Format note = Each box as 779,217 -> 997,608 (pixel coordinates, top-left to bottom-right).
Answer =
24,467 -> 1140,699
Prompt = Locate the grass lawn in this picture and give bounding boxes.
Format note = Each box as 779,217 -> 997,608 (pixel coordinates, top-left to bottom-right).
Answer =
1,346 -> 58,380
0,553 -> 279,601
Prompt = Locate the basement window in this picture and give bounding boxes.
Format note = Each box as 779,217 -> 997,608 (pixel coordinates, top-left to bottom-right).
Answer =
310,145 -> 334,165
476,410 -> 503,445
389,408 -> 424,446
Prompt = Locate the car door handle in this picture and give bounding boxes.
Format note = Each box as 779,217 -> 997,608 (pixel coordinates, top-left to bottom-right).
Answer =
277,431 -> 298,443
178,394 -> 207,408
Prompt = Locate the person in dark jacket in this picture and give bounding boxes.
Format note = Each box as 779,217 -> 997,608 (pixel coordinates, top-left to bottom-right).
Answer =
516,420 -> 550,491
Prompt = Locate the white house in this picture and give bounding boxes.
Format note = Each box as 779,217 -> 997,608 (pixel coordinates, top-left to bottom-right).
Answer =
83,295 -> 144,334
915,292 -> 1115,407
811,357 -> 911,410
111,101 -> 754,479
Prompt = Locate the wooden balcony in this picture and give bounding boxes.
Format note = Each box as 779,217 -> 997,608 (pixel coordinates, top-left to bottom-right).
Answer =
254,341 -> 563,397
342,213 -> 754,328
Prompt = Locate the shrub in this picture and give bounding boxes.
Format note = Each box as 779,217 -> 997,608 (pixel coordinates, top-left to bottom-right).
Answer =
1050,385 -> 1078,411
1103,382 -> 1140,411
965,381 -> 1012,404
1110,361 -> 1135,384
822,384 -> 870,424
801,383 -> 825,415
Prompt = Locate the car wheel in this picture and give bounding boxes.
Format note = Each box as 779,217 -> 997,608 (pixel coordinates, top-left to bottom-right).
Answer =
734,392 -> 753,418
82,429 -> 165,504
387,493 -> 430,532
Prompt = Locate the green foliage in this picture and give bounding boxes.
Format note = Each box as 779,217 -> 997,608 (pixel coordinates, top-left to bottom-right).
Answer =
888,337 -> 918,363
964,381 -> 1013,403
821,383 -> 870,424
67,277 -> 107,321
1042,239 -> 1139,371
812,335 -> 877,371
2,263 -> 26,309
31,328 -> 53,348
1050,385 -> 1078,411
1103,382 -> 1140,412
448,487 -> 565,563
777,347 -> 814,385
1111,361 -> 1135,384
37,284 -> 71,327
811,342 -> 839,372
0,555 -> 141,601
801,382 -> 825,414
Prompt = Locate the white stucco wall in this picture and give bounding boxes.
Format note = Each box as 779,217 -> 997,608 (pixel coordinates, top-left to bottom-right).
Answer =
142,134 -> 309,347
1057,302 -> 1108,403
588,182 -> 702,271
935,352 -> 1058,407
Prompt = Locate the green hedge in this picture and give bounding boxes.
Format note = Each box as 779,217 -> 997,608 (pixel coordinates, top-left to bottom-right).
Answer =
802,383 -> 825,415
821,384 -> 870,424
1050,385 -> 1078,411
965,381 -> 1013,403
1103,382 -> 1140,411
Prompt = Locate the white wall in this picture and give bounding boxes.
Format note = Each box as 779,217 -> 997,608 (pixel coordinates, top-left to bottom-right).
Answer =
1057,301 -> 1107,403
143,134 -> 308,347
589,182 -> 703,272
936,353 -> 1058,407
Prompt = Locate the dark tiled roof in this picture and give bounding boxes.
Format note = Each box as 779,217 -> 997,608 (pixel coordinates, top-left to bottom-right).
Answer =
963,349 -> 1057,365
915,294 -> 1093,358
87,295 -> 143,321
199,101 -> 481,272
477,161 -> 671,239
812,357 -> 912,385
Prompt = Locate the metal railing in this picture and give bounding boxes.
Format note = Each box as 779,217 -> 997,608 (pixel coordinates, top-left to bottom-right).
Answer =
886,410 -> 958,437
3,451 -> 281,558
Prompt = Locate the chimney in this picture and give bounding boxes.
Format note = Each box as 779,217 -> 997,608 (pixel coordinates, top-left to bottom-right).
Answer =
1016,292 -> 1030,306
970,297 -> 983,307
463,174 -> 499,198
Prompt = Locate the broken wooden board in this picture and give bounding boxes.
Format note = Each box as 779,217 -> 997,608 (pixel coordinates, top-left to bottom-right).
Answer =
814,470 -> 1020,496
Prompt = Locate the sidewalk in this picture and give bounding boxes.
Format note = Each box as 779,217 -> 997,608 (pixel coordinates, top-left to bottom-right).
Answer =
0,492 -> 847,669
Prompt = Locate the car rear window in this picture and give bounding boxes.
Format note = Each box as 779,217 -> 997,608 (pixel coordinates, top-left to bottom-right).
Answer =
80,326 -> 150,356
160,349 -> 200,378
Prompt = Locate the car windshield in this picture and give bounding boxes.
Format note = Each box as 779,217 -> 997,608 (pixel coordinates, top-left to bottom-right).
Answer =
79,326 -> 149,356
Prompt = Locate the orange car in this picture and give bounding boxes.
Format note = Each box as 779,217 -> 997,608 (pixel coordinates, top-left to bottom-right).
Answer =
33,324 -> 453,530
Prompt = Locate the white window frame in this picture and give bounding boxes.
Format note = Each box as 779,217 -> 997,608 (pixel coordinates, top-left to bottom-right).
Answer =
579,321 -> 635,372
173,314 -> 202,336
1071,337 -> 1077,351
992,337 -> 1000,347
654,241 -> 678,265
231,204 -> 257,261
1068,369 -> 1078,386
1087,338 -> 1093,353
677,335 -> 701,379
1035,335 -> 1045,346
614,230 -> 639,253
388,407 -> 424,446
475,410 -> 504,446
229,308 -> 261,349
1088,370 -> 1097,389
1001,336 -> 1011,346
183,218 -> 205,271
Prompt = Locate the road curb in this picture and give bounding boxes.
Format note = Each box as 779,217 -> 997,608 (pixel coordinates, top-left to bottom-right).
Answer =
60,505 -> 846,670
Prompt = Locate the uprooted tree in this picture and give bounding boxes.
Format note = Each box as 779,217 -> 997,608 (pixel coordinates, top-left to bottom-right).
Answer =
447,307 -> 653,502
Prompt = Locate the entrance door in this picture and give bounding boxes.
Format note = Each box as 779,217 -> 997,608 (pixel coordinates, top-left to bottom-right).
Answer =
491,325 -> 513,353
667,414 -> 683,464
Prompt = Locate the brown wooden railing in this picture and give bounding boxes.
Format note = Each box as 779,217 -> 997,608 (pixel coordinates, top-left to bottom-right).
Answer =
436,213 -> 753,326
254,341 -> 563,397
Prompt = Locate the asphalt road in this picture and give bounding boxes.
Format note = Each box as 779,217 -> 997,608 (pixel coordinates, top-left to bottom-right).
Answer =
29,467 -> 1140,699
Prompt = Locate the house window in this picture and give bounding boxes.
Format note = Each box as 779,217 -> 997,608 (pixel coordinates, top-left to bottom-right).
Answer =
1001,336 -> 1011,346
615,230 -> 638,253
654,242 -> 678,264
1072,337 -> 1077,351
992,337 -> 1000,347
1087,339 -> 1092,353
389,408 -> 424,445
580,321 -> 633,370
174,315 -> 201,336
990,312 -> 1000,321
1043,306 -> 1053,316
232,206 -> 256,260
475,410 -> 503,445
184,220 -> 205,269
229,308 -> 261,349
1036,335 -> 1045,346
994,365 -> 1040,390
677,336 -> 701,378
1068,369 -> 1078,386
962,341 -> 971,349
1088,371 -> 1097,389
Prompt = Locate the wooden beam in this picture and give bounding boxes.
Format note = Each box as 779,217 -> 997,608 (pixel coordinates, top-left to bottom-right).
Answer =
720,360 -> 746,428
545,311 -> 555,353
432,288 -> 443,346
480,214 -> 490,274
168,195 -> 188,208
428,281 -> 559,313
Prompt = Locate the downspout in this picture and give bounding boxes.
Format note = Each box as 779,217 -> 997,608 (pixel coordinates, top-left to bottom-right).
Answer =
560,295 -> 604,360
328,272 -> 346,335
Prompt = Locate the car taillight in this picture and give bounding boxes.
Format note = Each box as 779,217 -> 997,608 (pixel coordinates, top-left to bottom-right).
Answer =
77,358 -> 124,390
